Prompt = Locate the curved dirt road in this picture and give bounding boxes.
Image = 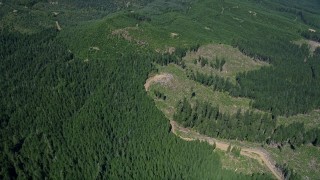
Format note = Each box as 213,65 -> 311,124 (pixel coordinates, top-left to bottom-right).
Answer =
144,74 -> 283,180
144,73 -> 173,91
170,121 -> 284,180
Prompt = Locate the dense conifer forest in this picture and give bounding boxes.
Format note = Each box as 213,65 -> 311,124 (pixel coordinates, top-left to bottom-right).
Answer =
233,40 -> 320,117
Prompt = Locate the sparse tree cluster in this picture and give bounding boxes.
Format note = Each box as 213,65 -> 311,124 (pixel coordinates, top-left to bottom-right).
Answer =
194,56 -> 209,67
153,46 -> 196,68
230,146 -> 241,157
154,90 -> 167,100
186,69 -> 237,93
269,123 -> 320,148
192,56 -> 226,71
275,163 -> 301,180
210,56 -> 226,71
174,99 -> 276,142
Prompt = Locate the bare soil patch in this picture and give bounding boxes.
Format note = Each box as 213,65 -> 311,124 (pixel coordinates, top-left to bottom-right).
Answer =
249,10 -> 257,16
184,44 -> 268,78
144,73 -> 173,91
112,27 -> 147,46
309,29 -> 316,33
155,47 -> 176,55
293,39 -> 320,54
170,32 -> 179,38
308,40 -> 320,52
90,46 -> 100,51
55,21 -> 62,31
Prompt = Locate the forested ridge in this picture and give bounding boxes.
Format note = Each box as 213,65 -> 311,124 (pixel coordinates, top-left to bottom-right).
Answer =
0,29 -> 272,179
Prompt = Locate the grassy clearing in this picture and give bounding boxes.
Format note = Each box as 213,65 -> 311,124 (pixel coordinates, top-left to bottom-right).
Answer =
148,43 -> 270,118
217,150 -> 272,176
293,39 -> 320,54
183,44 -> 269,81
277,110 -> 320,130
148,63 -> 253,118
172,120 -> 273,176
266,145 -> 320,180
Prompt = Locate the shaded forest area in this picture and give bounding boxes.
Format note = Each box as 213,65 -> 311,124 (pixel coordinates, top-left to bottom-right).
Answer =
233,38 -> 320,117
301,30 -> 320,42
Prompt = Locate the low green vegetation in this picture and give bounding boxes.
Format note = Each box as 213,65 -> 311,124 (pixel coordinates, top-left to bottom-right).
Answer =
149,64 -> 254,116
183,44 -> 268,81
266,145 -> 320,179
278,110 -> 320,130
217,150 -> 270,176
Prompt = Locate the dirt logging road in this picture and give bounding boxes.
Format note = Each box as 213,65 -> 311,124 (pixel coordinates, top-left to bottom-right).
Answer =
144,73 -> 173,91
170,121 -> 284,180
145,74 -> 283,180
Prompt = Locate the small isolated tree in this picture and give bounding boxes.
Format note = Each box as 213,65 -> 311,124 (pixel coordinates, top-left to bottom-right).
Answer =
193,59 -> 197,65
220,58 -> 226,71
200,57 -> 208,67
231,146 -> 241,157
191,92 -> 196,98
212,142 -> 216,150
163,95 -> 167,101
180,61 -> 186,69
190,87 -> 196,98
227,144 -> 232,153
154,90 -> 166,100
